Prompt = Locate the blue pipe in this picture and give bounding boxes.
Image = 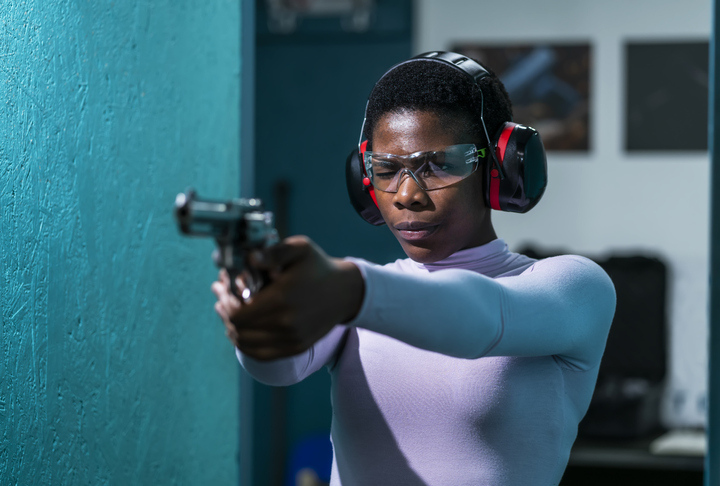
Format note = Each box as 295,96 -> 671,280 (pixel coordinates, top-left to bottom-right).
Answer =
707,1 -> 719,484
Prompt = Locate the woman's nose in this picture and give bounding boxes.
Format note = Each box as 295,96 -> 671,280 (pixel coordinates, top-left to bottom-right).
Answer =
393,169 -> 429,208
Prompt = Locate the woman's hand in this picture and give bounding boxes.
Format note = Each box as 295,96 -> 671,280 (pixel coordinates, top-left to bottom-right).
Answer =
211,235 -> 364,361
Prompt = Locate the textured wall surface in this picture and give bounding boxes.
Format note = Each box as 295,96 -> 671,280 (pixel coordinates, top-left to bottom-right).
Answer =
1,1 -> 241,484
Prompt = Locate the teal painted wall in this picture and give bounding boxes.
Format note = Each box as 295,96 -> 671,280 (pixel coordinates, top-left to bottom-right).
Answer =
1,1 -> 242,484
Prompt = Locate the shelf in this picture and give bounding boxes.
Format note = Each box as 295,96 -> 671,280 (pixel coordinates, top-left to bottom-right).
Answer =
568,432 -> 704,471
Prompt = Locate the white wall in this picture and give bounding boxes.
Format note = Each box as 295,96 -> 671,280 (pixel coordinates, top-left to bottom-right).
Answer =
417,0 -> 711,427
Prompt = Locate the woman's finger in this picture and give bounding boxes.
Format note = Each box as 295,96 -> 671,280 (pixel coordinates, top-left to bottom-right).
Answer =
211,280 -> 226,300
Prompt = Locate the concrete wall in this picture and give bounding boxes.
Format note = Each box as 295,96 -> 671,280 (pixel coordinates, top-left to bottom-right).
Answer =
417,0 -> 711,427
1,1 -> 242,484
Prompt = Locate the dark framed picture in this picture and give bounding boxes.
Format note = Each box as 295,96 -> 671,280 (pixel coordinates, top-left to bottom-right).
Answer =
454,43 -> 591,152
625,41 -> 709,152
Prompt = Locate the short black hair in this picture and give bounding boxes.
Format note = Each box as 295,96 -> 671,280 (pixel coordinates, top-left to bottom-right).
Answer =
363,57 -> 513,148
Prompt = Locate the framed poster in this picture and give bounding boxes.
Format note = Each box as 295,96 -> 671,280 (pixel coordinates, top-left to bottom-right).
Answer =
625,41 -> 708,152
453,43 -> 591,151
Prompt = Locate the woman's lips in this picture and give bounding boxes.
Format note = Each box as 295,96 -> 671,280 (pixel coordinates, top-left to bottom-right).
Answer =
394,222 -> 439,241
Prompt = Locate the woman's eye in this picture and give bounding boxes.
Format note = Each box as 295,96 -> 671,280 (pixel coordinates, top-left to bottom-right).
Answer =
421,163 -> 453,177
373,159 -> 401,179
421,166 -> 436,177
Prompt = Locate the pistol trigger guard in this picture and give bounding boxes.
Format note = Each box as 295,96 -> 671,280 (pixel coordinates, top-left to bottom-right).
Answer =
228,267 -> 264,303
243,266 -> 266,299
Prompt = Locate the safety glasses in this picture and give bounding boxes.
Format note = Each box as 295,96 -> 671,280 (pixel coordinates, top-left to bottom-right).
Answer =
363,144 -> 486,193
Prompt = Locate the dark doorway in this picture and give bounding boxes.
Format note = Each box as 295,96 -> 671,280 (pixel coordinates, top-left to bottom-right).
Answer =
252,1 -> 412,484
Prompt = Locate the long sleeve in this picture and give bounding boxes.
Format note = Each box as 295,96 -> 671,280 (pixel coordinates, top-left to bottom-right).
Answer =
237,324 -> 348,386
233,244 -> 616,485
346,255 -> 616,371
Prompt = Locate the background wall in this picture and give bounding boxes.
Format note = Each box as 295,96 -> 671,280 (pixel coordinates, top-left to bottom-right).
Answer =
1,1 -> 242,484
252,2 -> 412,483
417,0 -> 711,427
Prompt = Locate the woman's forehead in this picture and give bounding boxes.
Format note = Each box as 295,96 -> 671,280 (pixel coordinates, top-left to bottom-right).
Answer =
372,110 -> 463,154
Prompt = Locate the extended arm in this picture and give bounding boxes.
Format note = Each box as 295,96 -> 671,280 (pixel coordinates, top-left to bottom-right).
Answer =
213,237 -> 615,378
347,255 -> 616,370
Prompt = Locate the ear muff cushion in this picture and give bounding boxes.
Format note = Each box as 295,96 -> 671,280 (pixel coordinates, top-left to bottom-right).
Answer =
521,131 -> 548,203
486,123 -> 515,210
345,148 -> 385,226
488,123 -> 548,213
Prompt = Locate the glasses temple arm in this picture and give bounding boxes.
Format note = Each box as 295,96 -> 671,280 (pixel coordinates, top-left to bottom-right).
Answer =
479,89 -> 506,181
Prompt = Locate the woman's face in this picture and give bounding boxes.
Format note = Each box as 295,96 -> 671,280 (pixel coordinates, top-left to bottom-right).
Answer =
371,110 -> 495,263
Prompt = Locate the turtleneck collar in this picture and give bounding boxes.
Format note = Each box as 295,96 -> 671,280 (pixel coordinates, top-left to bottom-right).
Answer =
411,238 -> 536,278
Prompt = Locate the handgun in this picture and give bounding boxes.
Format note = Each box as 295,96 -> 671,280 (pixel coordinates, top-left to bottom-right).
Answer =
174,188 -> 280,300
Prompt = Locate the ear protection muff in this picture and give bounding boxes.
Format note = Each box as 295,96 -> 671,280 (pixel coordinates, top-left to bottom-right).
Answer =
345,51 -> 548,225
488,122 -> 547,213
345,140 -> 384,225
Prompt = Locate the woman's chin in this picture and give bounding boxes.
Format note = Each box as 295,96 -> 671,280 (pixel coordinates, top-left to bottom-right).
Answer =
397,241 -> 453,264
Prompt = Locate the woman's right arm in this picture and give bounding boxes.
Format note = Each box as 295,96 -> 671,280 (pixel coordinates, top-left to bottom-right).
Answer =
212,266 -> 349,386
236,324 -> 348,386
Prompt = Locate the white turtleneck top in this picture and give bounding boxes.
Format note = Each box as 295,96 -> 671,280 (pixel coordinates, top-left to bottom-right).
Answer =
238,239 -> 616,485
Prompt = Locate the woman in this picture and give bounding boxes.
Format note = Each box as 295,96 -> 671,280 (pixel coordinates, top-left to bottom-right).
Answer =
212,52 -> 616,485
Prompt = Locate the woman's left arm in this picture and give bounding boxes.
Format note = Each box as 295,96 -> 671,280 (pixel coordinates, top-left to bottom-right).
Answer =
347,255 -> 616,371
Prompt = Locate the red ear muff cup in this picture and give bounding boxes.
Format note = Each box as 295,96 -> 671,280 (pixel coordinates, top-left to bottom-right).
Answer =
485,123 -> 548,213
487,123 -> 515,210
345,148 -> 385,226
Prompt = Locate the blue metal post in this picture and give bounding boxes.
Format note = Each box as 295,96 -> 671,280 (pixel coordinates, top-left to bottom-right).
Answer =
708,1 -> 720,484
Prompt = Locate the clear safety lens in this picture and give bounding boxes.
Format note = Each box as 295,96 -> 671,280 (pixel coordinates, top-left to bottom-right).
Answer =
363,144 -> 484,193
